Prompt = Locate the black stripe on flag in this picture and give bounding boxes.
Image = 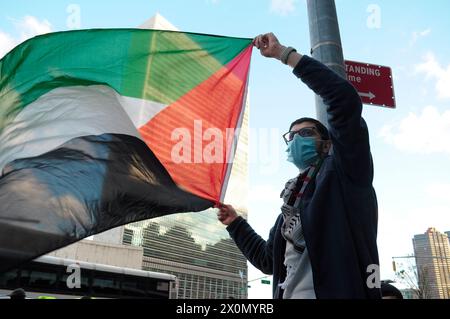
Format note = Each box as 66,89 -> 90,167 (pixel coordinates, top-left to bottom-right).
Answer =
0,134 -> 213,272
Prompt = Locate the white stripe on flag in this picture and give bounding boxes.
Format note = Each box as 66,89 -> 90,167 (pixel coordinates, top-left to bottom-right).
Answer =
0,85 -> 169,173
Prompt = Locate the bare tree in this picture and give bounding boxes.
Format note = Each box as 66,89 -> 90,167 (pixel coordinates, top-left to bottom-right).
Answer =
394,257 -> 434,299
416,265 -> 433,299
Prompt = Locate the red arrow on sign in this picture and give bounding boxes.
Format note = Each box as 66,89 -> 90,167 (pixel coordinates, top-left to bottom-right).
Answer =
345,60 -> 396,109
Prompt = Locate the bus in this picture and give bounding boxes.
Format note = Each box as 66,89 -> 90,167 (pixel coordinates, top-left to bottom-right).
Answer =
0,255 -> 178,299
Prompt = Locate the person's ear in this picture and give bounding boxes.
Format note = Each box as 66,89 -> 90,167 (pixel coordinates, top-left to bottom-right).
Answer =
322,140 -> 332,154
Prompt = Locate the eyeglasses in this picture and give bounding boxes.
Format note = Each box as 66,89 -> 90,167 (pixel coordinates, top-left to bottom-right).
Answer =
282,127 -> 318,145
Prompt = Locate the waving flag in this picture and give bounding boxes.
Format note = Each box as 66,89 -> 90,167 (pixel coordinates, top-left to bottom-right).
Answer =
0,29 -> 252,271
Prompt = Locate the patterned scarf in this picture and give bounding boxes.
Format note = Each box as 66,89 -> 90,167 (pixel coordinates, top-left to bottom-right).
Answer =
281,159 -> 323,252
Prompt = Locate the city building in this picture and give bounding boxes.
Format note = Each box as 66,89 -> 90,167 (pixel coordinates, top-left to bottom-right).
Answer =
92,13 -> 250,299
413,228 -> 450,299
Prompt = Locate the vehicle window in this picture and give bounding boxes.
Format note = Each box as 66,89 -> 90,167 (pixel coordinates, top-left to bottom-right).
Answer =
19,264 -> 58,291
157,281 -> 169,292
0,268 -> 20,289
121,275 -> 147,298
91,271 -> 121,298
146,278 -> 170,298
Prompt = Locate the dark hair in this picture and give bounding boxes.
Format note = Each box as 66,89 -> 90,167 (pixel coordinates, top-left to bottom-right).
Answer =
289,117 -> 330,141
381,283 -> 404,299
9,288 -> 26,300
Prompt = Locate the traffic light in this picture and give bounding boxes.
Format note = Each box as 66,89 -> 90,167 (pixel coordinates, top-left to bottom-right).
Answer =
392,261 -> 397,272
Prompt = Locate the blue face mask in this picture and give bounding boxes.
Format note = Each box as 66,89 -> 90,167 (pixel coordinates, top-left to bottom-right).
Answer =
286,134 -> 319,171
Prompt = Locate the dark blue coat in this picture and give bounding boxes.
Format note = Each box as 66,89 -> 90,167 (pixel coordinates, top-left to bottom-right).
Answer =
227,55 -> 381,299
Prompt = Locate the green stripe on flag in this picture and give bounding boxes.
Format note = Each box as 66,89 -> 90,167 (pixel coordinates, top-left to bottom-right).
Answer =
123,31 -> 250,104
0,29 -> 251,134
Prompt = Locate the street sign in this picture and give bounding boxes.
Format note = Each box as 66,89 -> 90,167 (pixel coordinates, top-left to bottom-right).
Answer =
261,279 -> 271,285
345,60 -> 396,108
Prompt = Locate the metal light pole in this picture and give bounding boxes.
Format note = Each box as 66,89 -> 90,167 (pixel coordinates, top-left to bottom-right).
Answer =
306,0 -> 346,128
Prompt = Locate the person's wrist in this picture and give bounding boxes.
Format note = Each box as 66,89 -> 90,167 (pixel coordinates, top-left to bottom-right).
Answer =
276,45 -> 287,61
227,215 -> 240,227
280,46 -> 297,65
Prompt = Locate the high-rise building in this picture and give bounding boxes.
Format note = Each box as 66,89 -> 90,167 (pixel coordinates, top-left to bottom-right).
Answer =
94,13 -> 250,299
413,228 -> 450,299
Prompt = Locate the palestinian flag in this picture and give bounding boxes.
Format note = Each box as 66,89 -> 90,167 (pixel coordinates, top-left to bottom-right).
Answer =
0,29 -> 252,272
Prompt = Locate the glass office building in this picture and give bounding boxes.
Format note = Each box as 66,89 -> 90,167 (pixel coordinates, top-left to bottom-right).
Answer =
123,210 -> 247,299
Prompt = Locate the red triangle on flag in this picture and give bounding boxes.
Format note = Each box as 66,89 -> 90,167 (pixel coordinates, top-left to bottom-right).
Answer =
139,46 -> 252,203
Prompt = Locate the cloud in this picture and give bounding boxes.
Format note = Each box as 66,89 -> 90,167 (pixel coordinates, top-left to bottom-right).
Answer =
0,31 -> 16,58
270,0 -> 297,16
415,52 -> 450,99
0,16 -> 52,59
379,105 -> 450,155
14,15 -> 52,41
410,28 -> 431,46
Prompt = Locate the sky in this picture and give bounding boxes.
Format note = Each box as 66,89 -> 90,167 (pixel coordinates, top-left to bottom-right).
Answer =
1,0 -> 450,299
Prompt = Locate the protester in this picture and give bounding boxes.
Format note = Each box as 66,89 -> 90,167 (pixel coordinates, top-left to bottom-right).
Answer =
217,32 -> 381,299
